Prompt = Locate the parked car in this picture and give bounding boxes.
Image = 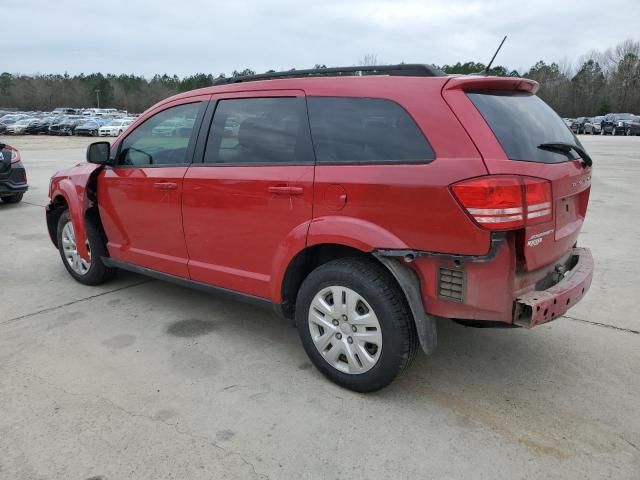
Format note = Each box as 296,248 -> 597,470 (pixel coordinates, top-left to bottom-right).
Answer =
46,65 -> 594,392
570,117 -> 588,134
601,113 -> 637,135
0,114 -> 29,134
24,116 -> 55,135
50,116 -> 84,136
620,115 -> 640,136
6,118 -> 40,135
75,118 -> 109,136
562,118 -> 575,128
0,143 -> 28,203
584,116 -> 604,135
98,118 -> 134,137
151,117 -> 194,136
48,116 -> 69,135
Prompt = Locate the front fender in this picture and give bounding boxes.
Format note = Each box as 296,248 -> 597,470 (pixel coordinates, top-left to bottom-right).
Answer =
49,162 -> 103,260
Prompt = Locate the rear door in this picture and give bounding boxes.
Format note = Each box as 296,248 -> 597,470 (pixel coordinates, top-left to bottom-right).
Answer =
443,79 -> 592,270
181,91 -> 315,299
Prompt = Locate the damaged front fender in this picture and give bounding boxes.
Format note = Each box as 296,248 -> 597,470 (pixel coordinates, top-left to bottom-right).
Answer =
47,162 -> 105,261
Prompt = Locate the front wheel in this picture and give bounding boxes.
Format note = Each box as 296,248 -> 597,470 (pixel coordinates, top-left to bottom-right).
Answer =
626,128 -> 632,136
57,210 -> 116,285
295,257 -> 419,392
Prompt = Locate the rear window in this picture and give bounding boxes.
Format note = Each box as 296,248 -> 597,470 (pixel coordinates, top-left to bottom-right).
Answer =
307,97 -> 434,164
468,91 -> 581,163
204,97 -> 314,165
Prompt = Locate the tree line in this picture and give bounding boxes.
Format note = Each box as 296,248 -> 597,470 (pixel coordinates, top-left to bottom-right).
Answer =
1,39 -> 638,117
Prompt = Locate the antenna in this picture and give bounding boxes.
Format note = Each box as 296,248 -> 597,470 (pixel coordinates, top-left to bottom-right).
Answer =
484,35 -> 507,75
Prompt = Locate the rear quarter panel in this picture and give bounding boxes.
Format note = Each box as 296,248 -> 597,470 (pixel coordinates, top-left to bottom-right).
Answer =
306,77 -> 491,255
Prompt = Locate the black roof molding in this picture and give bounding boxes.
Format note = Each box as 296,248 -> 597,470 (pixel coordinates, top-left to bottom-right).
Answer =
214,64 -> 445,85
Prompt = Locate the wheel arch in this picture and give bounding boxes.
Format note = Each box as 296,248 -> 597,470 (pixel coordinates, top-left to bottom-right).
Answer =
279,243 -> 369,319
278,242 -> 438,355
45,193 -> 69,247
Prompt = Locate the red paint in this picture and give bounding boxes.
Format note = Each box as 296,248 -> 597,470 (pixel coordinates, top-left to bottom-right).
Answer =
97,165 -> 191,277
48,73 -> 593,326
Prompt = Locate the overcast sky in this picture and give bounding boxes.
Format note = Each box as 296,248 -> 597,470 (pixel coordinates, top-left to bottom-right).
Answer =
3,0 -> 639,77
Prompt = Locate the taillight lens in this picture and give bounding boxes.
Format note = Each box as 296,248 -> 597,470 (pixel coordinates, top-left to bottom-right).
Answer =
451,176 -> 552,230
8,147 -> 20,163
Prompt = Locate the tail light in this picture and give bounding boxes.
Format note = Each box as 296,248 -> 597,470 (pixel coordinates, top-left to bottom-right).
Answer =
451,175 -> 552,230
8,147 -> 20,163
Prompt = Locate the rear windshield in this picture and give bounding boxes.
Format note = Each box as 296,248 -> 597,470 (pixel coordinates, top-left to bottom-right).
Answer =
467,91 -> 581,163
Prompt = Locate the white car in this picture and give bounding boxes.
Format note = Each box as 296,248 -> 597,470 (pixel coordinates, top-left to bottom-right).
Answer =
98,119 -> 134,137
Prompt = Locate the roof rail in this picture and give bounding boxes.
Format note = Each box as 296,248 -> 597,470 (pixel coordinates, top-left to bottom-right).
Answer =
213,64 -> 445,85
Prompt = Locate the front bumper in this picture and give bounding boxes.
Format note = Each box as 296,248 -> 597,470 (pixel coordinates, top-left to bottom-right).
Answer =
513,247 -> 593,327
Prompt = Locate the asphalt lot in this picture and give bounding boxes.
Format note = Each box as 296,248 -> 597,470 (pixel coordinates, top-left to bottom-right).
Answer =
1,135 -> 639,479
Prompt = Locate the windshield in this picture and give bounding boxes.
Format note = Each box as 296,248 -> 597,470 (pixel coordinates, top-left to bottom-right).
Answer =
467,91 -> 581,164
614,114 -> 635,121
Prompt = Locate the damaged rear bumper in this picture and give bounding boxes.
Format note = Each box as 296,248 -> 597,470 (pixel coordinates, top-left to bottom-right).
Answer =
514,247 -> 593,327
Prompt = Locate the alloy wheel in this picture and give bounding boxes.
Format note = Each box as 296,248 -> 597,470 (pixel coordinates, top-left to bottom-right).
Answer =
61,221 -> 91,275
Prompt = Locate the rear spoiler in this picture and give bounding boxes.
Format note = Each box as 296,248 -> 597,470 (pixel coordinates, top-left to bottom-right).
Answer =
443,76 -> 539,94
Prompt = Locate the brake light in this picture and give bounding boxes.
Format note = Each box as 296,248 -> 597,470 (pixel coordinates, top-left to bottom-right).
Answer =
8,147 -> 20,163
451,176 -> 552,230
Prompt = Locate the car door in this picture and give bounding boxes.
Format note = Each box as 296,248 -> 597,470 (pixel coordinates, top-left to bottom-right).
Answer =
182,91 -> 315,299
97,97 -> 208,277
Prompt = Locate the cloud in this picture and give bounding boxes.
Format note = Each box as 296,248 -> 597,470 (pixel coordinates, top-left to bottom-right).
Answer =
2,0 -> 638,76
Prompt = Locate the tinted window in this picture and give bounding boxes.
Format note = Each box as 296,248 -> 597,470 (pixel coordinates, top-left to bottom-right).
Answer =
204,97 -> 313,164
119,102 -> 202,166
307,97 -> 434,164
467,91 -> 582,163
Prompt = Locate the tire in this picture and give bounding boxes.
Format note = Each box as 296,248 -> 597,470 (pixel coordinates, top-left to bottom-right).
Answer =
295,257 -> 419,393
626,128 -> 632,136
56,210 -> 116,285
601,128 -> 605,135
1,193 -> 23,204
611,127 -> 616,136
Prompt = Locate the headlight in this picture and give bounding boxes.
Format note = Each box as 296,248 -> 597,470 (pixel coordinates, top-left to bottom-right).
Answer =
618,121 -> 624,127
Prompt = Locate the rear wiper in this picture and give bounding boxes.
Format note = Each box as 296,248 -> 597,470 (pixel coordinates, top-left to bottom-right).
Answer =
537,142 -> 593,167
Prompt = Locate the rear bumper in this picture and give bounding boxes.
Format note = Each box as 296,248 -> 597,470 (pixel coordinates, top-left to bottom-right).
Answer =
0,168 -> 29,195
513,247 -> 593,327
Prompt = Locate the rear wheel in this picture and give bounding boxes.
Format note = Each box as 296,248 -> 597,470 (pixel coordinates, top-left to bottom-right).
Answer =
57,210 -> 116,285
1,193 -> 23,204
295,257 -> 418,392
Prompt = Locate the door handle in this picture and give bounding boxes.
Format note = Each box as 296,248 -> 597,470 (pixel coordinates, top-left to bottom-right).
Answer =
268,186 -> 304,196
153,182 -> 178,190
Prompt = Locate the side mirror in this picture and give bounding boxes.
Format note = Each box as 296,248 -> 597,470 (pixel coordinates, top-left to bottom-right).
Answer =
86,141 -> 111,165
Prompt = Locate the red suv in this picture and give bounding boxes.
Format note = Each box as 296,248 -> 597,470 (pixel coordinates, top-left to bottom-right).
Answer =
46,65 -> 593,392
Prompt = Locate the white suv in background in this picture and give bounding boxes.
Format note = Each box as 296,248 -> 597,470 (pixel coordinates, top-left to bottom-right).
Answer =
98,118 -> 134,137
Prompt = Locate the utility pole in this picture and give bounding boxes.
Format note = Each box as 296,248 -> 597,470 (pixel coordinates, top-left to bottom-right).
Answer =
95,89 -> 101,108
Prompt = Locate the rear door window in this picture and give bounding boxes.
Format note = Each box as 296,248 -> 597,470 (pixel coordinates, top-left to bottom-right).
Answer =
307,97 -> 434,164
467,91 -> 582,163
203,97 -> 314,165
